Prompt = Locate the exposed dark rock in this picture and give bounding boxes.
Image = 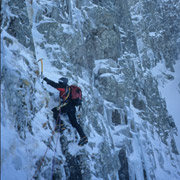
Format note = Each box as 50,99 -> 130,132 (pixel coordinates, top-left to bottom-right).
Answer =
118,149 -> 129,180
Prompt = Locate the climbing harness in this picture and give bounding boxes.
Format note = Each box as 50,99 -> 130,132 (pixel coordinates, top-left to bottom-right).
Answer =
56,87 -> 71,110
59,86 -> 70,101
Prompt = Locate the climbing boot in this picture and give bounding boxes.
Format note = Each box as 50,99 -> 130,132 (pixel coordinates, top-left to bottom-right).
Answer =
78,136 -> 88,146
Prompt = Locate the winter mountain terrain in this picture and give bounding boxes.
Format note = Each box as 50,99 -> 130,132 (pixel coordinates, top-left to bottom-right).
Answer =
1,0 -> 180,180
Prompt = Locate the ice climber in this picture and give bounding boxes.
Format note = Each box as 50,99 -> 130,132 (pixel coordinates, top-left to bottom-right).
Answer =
43,76 -> 88,146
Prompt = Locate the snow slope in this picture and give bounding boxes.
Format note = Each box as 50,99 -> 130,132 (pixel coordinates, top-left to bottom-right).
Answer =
159,60 -> 180,153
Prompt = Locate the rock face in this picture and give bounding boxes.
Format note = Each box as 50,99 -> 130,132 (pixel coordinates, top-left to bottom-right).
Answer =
1,0 -> 180,180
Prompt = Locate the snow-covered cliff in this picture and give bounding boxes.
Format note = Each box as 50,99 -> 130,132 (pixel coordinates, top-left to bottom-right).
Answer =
1,0 -> 180,180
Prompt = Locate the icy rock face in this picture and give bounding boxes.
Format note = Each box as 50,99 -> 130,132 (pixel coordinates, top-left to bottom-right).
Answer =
128,0 -> 180,71
1,0 -> 180,180
5,0 -> 35,51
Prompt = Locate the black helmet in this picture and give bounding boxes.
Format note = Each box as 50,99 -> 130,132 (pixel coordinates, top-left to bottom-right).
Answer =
58,77 -> 68,85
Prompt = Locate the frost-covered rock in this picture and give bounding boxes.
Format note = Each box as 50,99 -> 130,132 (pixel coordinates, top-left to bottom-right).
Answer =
1,0 -> 180,180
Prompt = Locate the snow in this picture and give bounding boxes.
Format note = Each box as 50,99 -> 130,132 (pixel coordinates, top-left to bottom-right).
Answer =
158,60 -> 180,153
127,72 -> 180,180
1,0 -> 180,179
149,32 -> 156,37
62,24 -> 74,35
136,38 -> 144,52
131,14 -> 143,24
94,59 -> 117,73
1,89 -> 55,180
2,99 -> 30,180
1,27 -> 103,178
151,59 -> 180,153
1,30 -> 61,180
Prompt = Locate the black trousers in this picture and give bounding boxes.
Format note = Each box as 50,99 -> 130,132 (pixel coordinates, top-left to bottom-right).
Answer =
52,104 -> 86,138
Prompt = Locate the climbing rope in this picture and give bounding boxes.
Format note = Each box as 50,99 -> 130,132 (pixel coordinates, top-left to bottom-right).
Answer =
51,109 -> 61,180
30,109 -> 61,180
51,129 -> 61,180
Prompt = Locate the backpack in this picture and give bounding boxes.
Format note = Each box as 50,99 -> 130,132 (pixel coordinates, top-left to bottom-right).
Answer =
70,85 -> 82,106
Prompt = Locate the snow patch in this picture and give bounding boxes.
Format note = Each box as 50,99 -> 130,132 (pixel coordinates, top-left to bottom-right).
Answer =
158,60 -> 180,153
